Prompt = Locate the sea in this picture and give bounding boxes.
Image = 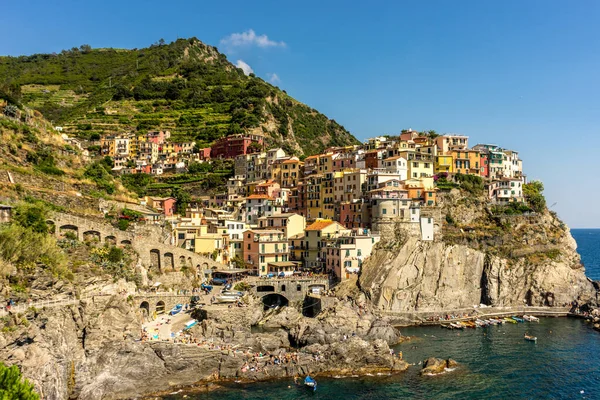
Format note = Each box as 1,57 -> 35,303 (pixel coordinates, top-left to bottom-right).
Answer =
165,229 -> 600,400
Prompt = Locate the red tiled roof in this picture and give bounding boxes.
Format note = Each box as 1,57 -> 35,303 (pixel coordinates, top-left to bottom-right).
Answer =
246,194 -> 274,200
305,220 -> 336,231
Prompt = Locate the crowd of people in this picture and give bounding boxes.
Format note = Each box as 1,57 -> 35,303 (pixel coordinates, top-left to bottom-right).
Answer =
240,350 -> 302,373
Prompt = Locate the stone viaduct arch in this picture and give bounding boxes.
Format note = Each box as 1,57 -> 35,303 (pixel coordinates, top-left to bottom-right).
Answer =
51,212 -> 224,274
250,278 -> 330,304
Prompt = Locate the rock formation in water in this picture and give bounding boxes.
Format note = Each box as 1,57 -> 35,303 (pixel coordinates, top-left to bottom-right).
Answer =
420,357 -> 459,375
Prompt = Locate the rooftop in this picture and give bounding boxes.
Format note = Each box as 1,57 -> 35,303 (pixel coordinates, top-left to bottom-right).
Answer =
305,220 -> 336,231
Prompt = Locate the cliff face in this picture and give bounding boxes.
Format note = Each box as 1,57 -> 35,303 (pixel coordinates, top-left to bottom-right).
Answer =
359,192 -> 597,314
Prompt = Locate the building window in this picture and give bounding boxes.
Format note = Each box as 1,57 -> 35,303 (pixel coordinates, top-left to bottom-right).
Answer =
247,243 -> 251,250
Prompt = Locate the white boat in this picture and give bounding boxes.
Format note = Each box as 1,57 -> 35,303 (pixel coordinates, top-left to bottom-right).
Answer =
529,315 -> 539,322
215,294 -> 241,303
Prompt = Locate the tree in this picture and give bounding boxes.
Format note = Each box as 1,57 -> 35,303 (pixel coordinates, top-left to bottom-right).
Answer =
172,188 -> 191,213
79,44 -> 92,54
0,363 -> 40,399
523,180 -> 546,213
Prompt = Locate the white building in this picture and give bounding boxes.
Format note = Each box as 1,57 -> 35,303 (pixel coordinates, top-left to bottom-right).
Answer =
420,217 -> 434,241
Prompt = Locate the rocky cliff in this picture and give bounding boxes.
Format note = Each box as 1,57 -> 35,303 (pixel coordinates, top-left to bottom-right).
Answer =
0,281 -> 406,399
359,191 -> 597,314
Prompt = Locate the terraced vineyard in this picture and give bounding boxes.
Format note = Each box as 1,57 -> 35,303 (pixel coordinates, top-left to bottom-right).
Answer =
1,38 -> 359,155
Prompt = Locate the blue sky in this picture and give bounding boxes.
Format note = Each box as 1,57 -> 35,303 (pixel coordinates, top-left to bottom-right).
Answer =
1,0 -> 599,227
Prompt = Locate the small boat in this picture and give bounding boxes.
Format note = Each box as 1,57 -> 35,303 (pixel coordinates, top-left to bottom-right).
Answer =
221,290 -> 243,297
169,304 -> 183,315
524,334 -> 537,342
304,375 -> 317,391
529,316 -> 540,322
512,316 -> 525,323
215,294 -> 242,303
465,321 -> 477,328
504,317 -> 517,324
450,323 -> 464,330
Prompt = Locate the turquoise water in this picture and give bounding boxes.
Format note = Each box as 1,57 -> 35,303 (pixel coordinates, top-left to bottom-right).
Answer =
166,230 -> 600,399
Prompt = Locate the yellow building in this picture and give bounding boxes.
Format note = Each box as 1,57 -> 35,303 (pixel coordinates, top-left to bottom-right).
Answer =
435,155 -> 454,174
318,153 -> 334,174
305,174 -> 323,220
257,213 -> 306,239
194,224 -> 224,262
321,172 -> 335,220
280,158 -> 303,188
129,134 -> 146,158
451,149 -> 482,175
304,220 -> 350,271
400,149 -> 434,179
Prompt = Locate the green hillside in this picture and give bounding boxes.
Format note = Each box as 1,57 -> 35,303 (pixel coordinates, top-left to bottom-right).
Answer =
0,38 -> 359,155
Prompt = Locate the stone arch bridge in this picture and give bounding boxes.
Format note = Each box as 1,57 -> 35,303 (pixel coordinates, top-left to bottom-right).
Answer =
248,277 -> 330,303
48,213 -> 223,275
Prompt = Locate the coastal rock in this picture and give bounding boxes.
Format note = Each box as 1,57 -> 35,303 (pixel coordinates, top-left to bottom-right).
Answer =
421,357 -> 459,375
360,219 -> 596,314
289,299 -> 401,346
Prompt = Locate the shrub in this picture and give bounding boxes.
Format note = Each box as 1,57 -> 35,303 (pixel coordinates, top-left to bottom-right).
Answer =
117,219 -> 130,231
455,173 -> 484,195
0,362 -> 40,399
12,203 -> 49,234
107,247 -> 124,263
0,224 -> 68,276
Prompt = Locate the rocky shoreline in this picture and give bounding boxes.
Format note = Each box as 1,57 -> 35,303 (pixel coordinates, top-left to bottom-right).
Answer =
0,284 -> 411,400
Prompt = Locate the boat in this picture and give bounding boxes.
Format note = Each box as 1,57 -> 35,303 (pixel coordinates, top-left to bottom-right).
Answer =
526,315 -> 540,322
304,375 -> 317,391
215,294 -> 241,303
524,334 -> 537,342
504,317 -> 517,324
450,322 -> 464,330
221,290 -> 243,297
465,321 -> 477,328
512,316 -> 525,323
169,304 -> 183,315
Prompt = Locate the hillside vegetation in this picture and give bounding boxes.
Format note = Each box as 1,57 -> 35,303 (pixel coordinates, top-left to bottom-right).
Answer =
0,38 -> 359,155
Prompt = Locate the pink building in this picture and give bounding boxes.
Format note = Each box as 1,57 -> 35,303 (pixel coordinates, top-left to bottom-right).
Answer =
254,180 -> 281,199
146,130 -> 170,145
146,196 -> 177,216
340,201 -> 369,229
198,148 -> 212,161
